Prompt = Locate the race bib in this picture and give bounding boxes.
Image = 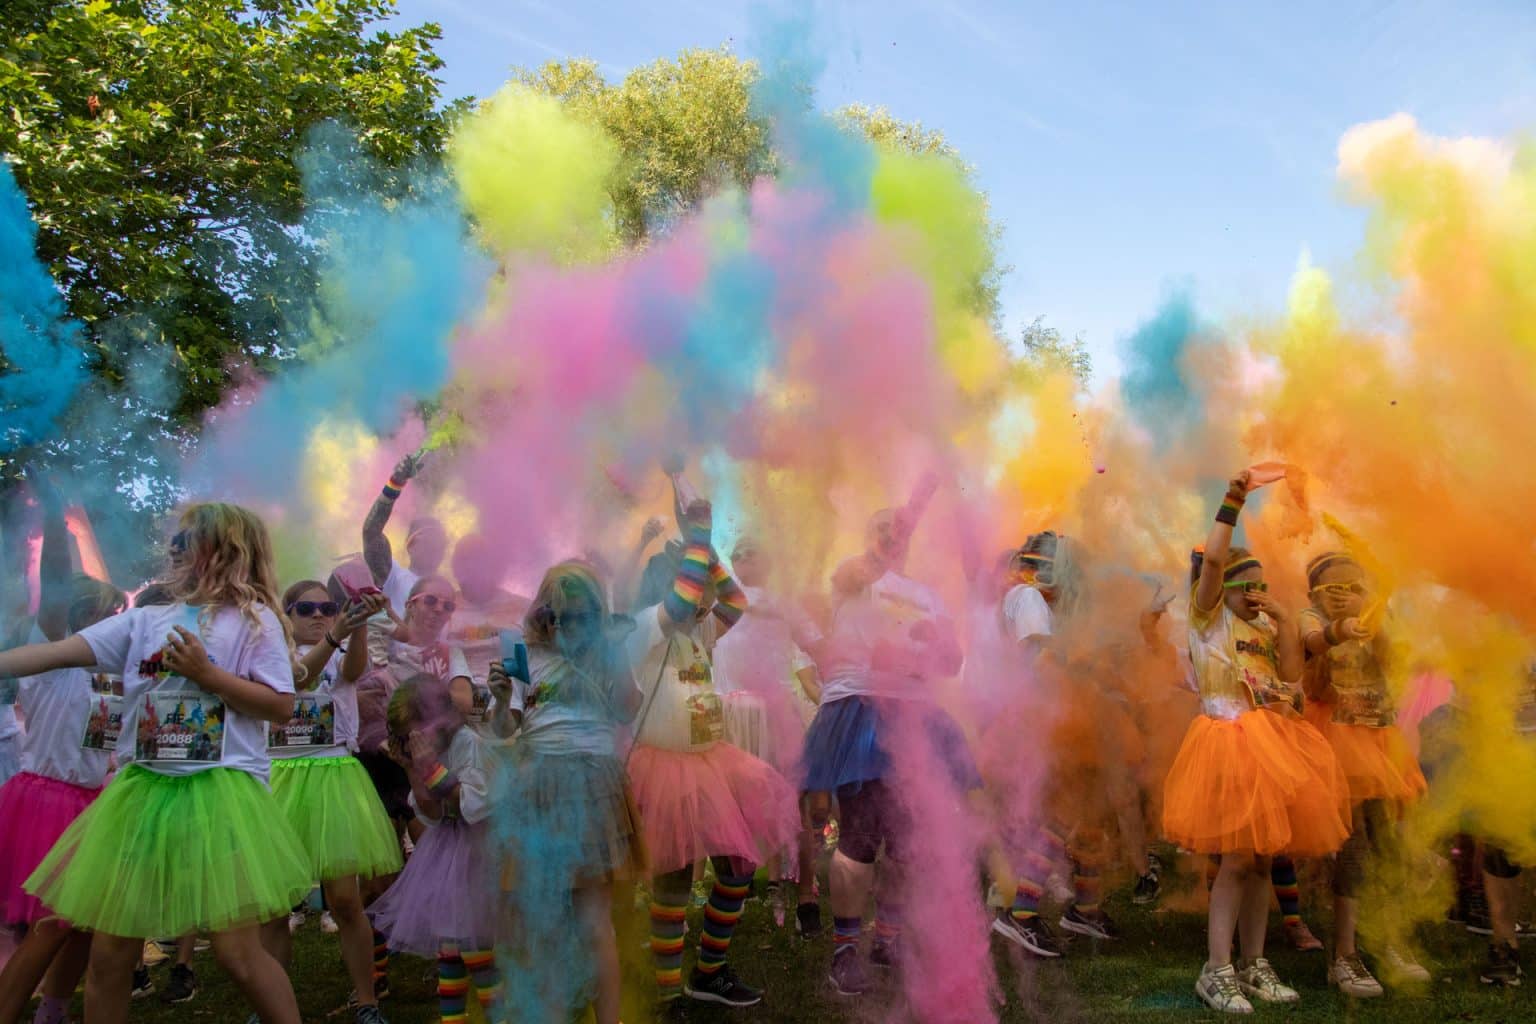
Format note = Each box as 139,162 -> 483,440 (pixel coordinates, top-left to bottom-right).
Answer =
137,688 -> 226,764
81,693 -> 125,751
268,692 -> 336,752
466,683 -> 493,726
688,692 -> 725,746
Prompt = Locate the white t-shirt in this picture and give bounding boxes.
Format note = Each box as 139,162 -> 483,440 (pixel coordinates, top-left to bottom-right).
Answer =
520,647 -> 636,756
712,586 -> 814,699
17,624 -> 113,787
410,726 -> 495,826
821,571 -> 948,704
1002,584 -> 1053,643
269,646 -> 353,759
0,703 -> 19,742
386,637 -> 471,685
79,603 -> 296,783
382,562 -> 419,618
625,605 -> 723,753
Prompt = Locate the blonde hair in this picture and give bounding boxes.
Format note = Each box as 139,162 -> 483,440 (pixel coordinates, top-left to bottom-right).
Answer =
524,560 -> 609,649
168,503 -> 293,652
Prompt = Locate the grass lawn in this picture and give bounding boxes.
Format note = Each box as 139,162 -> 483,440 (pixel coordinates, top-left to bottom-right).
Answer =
43,859 -> 1536,1023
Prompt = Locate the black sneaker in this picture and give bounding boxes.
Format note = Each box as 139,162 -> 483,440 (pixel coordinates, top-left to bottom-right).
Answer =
131,966 -> 155,998
869,938 -> 899,970
1132,870 -> 1161,906
1479,942 -> 1523,986
684,964 -> 763,1007
828,948 -> 872,996
992,912 -> 1064,958
1060,906 -> 1119,940
160,963 -> 197,1004
795,901 -> 823,937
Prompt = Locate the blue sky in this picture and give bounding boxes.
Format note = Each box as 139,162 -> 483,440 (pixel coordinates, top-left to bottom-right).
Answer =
390,0 -> 1536,379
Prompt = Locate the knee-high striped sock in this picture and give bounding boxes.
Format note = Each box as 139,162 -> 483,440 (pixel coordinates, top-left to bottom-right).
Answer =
462,948 -> 502,1014
1071,857 -> 1101,917
697,874 -> 752,975
1013,823 -> 1065,919
1271,856 -> 1301,927
372,928 -> 390,984
437,943 -> 469,1024
650,892 -> 688,1001
832,916 -> 863,957
874,901 -> 902,950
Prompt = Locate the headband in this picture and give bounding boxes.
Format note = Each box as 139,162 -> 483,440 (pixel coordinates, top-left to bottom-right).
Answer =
1223,556 -> 1262,581
1306,551 -> 1357,587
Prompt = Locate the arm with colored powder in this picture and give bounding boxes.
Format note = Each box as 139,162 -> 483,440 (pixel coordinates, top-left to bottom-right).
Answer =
1193,470 -> 1255,614
35,480 -> 71,642
614,517 -> 666,614
660,499 -> 715,634
363,453 -> 421,588
708,556 -> 748,636
405,729 -> 460,822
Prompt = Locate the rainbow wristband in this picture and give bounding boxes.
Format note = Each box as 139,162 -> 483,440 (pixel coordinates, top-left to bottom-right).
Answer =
1215,494 -> 1245,526
423,761 -> 457,799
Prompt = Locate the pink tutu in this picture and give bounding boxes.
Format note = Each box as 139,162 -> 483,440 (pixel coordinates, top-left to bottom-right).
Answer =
0,772 -> 101,926
627,741 -> 799,876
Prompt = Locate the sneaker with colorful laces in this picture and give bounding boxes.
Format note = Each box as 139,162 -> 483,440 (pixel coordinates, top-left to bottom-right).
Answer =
1380,945 -> 1431,984
1328,954 -> 1384,998
1283,918 -> 1324,952
1194,962 -> 1253,1015
1237,957 -> 1300,1003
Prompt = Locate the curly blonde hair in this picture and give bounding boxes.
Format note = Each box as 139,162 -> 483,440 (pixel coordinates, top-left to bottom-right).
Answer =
168,503 -> 293,652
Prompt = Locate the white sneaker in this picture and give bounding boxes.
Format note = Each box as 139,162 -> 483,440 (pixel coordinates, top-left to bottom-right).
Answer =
1380,945 -> 1431,984
320,911 -> 339,934
1195,962 -> 1254,1014
1329,954 -> 1384,998
1238,957 -> 1300,1003
287,910 -> 306,934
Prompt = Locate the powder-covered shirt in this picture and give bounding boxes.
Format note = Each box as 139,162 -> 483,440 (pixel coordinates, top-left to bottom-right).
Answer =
626,605 -> 723,753
1188,594 -> 1293,720
820,571 -> 948,705
1002,584 -> 1053,643
17,623 -> 113,787
1298,608 -> 1395,727
711,586 -> 815,699
79,603 -> 295,783
519,647 -> 638,756
410,725 -> 496,826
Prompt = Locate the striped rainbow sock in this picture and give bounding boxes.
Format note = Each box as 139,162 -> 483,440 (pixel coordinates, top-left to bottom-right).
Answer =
462,948 -> 502,1013
437,943 -> 469,1023
697,875 -> 752,974
650,893 -> 688,1000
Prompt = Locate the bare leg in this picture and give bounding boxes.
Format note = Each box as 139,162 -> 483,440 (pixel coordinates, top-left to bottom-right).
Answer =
39,929 -> 91,1002
209,924 -> 300,1024
323,876 -> 378,1007
1207,854 -> 1252,967
83,933 -> 141,1024
1237,855 -> 1274,962
829,851 -> 874,919
0,920 -> 71,1024
576,883 -> 620,1024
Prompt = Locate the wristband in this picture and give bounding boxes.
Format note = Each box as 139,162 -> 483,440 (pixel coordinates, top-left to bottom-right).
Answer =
1215,494 -> 1245,527
323,632 -> 341,649
381,483 -> 401,501
422,761 -> 458,799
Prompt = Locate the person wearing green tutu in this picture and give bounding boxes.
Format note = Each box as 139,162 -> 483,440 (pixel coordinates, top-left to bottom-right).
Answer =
258,577 -> 401,1024
0,503 -> 314,1024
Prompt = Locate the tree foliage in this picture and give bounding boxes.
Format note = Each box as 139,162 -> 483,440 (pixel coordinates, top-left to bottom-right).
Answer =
0,0 -> 460,423
1020,315 -> 1093,387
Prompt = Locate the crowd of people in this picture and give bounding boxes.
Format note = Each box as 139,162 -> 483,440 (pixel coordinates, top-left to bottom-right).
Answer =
0,456 -> 1529,1023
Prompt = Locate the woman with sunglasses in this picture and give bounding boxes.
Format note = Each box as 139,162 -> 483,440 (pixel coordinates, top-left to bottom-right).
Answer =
490,561 -> 642,1024
1298,553 -> 1428,995
1164,470 -> 1349,1015
260,580 -> 400,1024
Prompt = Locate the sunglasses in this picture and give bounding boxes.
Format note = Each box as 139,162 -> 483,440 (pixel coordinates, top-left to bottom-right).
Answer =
1223,580 -> 1269,593
288,600 -> 339,618
410,594 -> 456,613
1311,582 -> 1367,597
556,610 -> 600,630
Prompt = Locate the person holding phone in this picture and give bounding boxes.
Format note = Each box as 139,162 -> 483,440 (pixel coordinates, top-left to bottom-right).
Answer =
260,579 -> 400,1024
491,561 -> 642,1024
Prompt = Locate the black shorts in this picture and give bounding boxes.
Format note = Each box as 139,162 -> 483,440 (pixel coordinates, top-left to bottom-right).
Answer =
356,750 -> 413,823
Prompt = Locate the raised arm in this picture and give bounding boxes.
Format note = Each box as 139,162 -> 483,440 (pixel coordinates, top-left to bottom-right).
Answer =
1194,470 -> 1255,614
35,481 -> 72,642
614,517 -> 665,613
363,454 -> 423,587
659,499 -> 716,635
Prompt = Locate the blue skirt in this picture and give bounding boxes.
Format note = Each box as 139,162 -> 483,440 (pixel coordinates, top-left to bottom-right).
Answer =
801,695 -> 981,794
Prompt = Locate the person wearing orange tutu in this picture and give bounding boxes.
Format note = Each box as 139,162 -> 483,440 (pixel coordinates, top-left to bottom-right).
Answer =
1298,552 -> 1430,995
1164,469 -> 1350,1015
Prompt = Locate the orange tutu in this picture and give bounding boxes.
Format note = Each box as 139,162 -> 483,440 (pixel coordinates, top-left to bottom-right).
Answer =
1304,702 -> 1427,805
1162,709 -> 1350,857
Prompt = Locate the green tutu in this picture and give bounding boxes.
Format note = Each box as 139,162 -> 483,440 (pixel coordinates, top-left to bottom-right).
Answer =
270,755 -> 403,882
25,764 -> 312,937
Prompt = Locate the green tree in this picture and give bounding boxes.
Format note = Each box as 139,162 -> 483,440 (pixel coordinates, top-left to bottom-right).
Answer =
516,49 -> 1004,323
1019,315 -> 1092,387
0,0 -> 461,422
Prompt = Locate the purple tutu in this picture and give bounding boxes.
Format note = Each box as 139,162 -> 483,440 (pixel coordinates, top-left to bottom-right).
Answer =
367,817 -> 495,954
